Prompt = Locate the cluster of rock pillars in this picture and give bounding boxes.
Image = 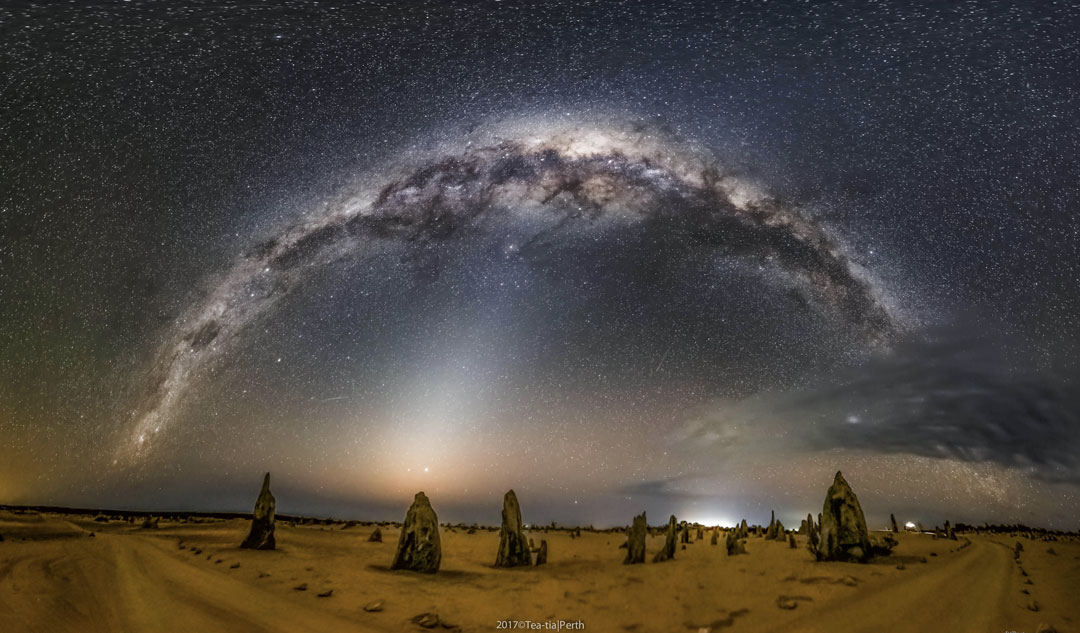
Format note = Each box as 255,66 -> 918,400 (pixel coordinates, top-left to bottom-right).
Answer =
239,470 -> 895,572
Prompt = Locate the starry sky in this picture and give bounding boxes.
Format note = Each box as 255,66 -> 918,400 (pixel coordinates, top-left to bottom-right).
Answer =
2,1 -> 1079,530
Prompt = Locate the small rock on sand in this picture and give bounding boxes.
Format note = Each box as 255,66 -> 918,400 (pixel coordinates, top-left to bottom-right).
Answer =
363,599 -> 385,612
411,613 -> 440,628
368,527 -> 383,542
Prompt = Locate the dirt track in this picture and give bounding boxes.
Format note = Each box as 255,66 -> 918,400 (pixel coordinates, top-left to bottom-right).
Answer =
764,537 -> 1019,633
0,521 -> 370,633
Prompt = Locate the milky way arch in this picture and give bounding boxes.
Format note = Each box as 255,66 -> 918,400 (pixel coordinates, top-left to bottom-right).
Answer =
120,123 -> 900,460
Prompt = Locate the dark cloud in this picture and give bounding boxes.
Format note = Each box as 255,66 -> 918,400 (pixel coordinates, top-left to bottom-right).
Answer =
796,335 -> 1080,482
616,472 -> 716,500
674,333 -> 1080,483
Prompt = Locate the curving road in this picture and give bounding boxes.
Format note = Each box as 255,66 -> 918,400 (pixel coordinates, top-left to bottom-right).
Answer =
765,538 -> 1020,633
0,527 -> 372,633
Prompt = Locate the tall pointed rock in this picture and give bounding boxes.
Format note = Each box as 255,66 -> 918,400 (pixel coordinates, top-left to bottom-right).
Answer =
624,511 -> 647,564
391,492 -> 442,573
240,472 -> 276,550
651,515 -> 678,562
816,471 -> 871,562
495,490 -> 531,567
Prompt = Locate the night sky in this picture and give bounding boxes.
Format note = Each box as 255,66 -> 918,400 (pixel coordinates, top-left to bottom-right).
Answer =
2,1 -> 1079,530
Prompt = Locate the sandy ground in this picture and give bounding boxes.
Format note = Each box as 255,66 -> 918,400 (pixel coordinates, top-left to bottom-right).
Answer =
0,510 -> 1076,633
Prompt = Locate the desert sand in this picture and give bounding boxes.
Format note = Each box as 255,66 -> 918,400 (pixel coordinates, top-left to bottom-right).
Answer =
0,509 -> 1075,633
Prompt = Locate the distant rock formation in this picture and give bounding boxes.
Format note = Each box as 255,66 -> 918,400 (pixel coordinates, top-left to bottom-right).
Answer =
651,515 -> 677,562
140,516 -> 159,530
813,471 -> 871,562
240,473 -> 275,550
945,520 -> 956,540
766,515 -> 785,540
696,526 -> 704,541
806,513 -> 819,552
680,526 -> 690,544
725,530 -> 747,555
799,518 -> 809,534
788,533 -> 797,548
494,490 -> 531,568
624,512 -> 647,564
368,527 -> 383,542
890,513 -> 899,533
737,519 -> 749,539
390,492 -> 441,573
710,529 -> 719,546
535,540 -> 547,566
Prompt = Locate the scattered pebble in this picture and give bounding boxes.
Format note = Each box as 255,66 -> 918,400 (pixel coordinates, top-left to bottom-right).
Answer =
776,595 -> 813,610
411,613 -> 440,628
